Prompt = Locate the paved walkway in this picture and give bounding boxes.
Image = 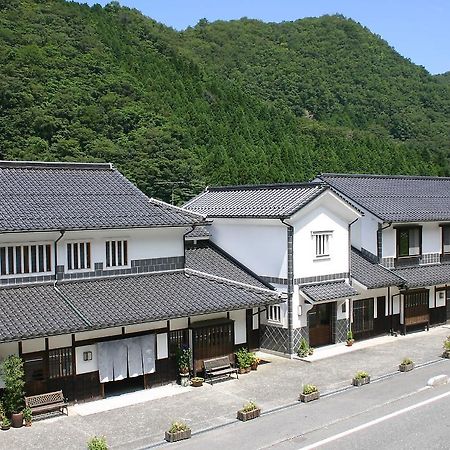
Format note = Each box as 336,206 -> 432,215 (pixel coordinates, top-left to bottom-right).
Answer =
2,325 -> 449,450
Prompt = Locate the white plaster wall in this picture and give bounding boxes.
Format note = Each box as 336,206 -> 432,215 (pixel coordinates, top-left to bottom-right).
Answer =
210,218 -> 287,278
75,344 -> 98,374
48,334 -> 72,349
292,206 -> 349,278
359,215 -> 380,256
125,321 -> 166,334
170,318 -> 189,330
252,307 -> 259,330
351,220 -> 362,251
336,299 -> 348,320
22,338 -> 46,353
382,227 -> 396,258
75,327 -> 122,342
229,310 -> 246,345
157,333 -> 168,359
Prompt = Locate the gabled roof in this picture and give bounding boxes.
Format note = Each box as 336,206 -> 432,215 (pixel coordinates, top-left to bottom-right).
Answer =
351,247 -> 405,289
0,160 -> 205,232
184,183 -> 329,218
185,241 -> 272,289
0,270 -> 279,342
392,263 -> 450,289
300,280 -> 358,303
318,173 -> 450,223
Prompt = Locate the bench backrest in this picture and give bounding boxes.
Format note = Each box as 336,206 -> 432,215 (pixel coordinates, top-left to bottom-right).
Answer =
204,356 -> 231,371
25,390 -> 65,408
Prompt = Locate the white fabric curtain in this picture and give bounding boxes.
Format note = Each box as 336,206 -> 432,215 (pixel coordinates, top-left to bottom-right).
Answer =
141,334 -> 156,374
113,340 -> 128,381
127,337 -> 143,378
97,341 -> 114,383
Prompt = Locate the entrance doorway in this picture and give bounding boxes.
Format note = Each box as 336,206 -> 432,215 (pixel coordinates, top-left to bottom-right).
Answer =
308,303 -> 332,347
447,289 -> 450,321
246,309 -> 259,350
404,290 -> 429,332
353,298 -> 374,339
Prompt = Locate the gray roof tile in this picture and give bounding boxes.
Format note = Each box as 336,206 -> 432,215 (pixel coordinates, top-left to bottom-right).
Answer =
185,225 -> 211,239
185,242 -> 272,289
184,183 -> 328,218
393,263 -> 450,288
319,173 -> 450,222
300,280 -> 359,303
0,161 -> 204,232
351,247 -> 404,289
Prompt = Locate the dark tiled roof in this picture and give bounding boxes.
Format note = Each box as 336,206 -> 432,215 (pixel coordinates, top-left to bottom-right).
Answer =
393,263 -> 450,289
0,270 -> 279,342
0,161 -> 204,232
185,225 -> 211,239
319,173 -> 450,222
351,247 -> 404,289
185,241 -> 272,289
184,183 -> 328,218
0,284 -> 86,342
300,280 -> 359,303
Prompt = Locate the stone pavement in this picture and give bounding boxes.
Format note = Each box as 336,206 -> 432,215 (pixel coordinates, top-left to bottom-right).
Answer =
1,325 -> 449,450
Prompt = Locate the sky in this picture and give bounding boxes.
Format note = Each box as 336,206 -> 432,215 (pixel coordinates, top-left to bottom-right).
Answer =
80,0 -> 449,74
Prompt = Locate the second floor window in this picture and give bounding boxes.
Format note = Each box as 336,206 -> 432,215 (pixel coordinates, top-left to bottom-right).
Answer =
106,240 -> 128,267
313,231 -> 332,258
0,243 -> 51,276
442,226 -> 450,254
267,305 -> 281,322
67,242 -> 91,271
397,227 -> 421,258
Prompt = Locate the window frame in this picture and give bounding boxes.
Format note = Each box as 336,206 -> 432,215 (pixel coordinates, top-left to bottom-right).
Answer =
266,304 -> 282,323
105,239 -> 129,268
440,224 -> 450,256
395,225 -> 422,259
312,231 -> 333,259
66,241 -> 92,272
0,242 -> 53,277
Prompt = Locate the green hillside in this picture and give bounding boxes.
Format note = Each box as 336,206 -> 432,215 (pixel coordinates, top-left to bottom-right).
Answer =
0,1 -> 448,203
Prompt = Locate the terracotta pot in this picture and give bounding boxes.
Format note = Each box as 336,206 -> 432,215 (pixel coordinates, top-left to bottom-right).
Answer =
11,412 -> 23,428
346,339 -> 354,347
25,421 -> 32,427
238,367 -> 251,374
251,362 -> 259,371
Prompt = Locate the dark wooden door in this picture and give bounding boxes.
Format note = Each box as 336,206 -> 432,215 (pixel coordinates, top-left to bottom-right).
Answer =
353,298 -> 374,339
308,303 -> 332,347
192,321 -> 234,374
23,352 -> 47,396
374,296 -> 388,334
404,290 -> 429,328
246,309 -> 259,350
168,329 -> 189,378
447,289 -> 450,321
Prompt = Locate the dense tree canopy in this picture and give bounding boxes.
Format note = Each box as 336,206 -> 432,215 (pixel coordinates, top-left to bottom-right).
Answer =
0,1 -> 448,203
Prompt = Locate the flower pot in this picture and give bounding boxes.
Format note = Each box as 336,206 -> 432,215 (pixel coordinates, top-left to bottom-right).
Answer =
346,339 -> 354,347
399,363 -> 415,372
25,421 -> 32,427
165,429 -> 191,443
180,373 -> 190,387
237,408 -> 261,422
251,362 -> 259,371
299,391 -> 320,403
352,376 -> 370,387
1,425 -> 10,431
191,379 -> 204,387
11,412 -> 23,428
238,367 -> 251,374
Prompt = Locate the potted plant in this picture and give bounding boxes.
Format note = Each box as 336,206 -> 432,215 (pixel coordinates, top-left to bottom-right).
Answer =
1,355 -> 25,428
299,384 -> 320,403
176,345 -> 192,387
249,353 -> 260,371
442,336 -> 450,358
346,330 -> 354,347
191,377 -> 204,387
23,407 -> 32,427
1,417 -> 11,431
399,357 -> 415,372
237,401 -> 261,422
297,338 -> 314,357
352,370 -> 370,386
165,421 -> 191,442
87,436 -> 108,450
235,348 -> 251,374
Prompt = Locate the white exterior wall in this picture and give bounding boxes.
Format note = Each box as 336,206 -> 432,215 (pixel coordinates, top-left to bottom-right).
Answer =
48,334 -> 72,349
22,337 -> 46,353
210,218 -> 287,278
229,310 -> 246,344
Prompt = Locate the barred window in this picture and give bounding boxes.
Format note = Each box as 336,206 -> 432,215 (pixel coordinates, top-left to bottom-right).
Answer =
0,244 -> 51,276
105,240 -> 128,267
67,242 -> 91,271
267,305 -> 281,322
312,231 -> 332,258
48,347 -> 73,379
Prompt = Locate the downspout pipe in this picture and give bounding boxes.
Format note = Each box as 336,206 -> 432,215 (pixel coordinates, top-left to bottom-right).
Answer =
183,225 -> 197,271
347,217 -> 359,334
377,222 -> 392,263
54,230 -> 65,280
280,218 -> 294,357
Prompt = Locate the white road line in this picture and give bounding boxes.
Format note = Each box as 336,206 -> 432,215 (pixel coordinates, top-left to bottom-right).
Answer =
298,389 -> 450,450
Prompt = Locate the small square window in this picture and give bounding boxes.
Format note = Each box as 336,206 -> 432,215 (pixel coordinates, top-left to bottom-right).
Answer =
312,231 -> 332,258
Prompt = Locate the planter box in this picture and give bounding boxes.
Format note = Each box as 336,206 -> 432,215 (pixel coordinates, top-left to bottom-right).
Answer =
191,379 -> 204,387
352,376 -> 370,387
165,429 -> 191,443
238,367 -> 251,374
237,408 -> 261,422
442,350 -> 450,359
299,391 -> 320,403
399,363 -> 415,372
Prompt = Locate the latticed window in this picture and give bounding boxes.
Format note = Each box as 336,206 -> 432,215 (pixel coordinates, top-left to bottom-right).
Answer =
267,305 -> 281,322
442,226 -> 450,254
67,242 -> 91,270
0,243 -> 51,276
312,231 -> 332,258
105,240 -> 128,267
48,347 -> 73,379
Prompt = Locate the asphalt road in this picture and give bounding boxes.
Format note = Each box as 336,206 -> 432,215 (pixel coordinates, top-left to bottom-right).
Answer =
161,359 -> 450,450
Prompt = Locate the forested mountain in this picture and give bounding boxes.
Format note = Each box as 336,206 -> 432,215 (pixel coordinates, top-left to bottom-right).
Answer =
0,0 -> 449,203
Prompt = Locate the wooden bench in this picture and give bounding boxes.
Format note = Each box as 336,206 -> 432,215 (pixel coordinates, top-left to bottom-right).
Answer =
203,356 -> 238,385
25,390 -> 69,416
